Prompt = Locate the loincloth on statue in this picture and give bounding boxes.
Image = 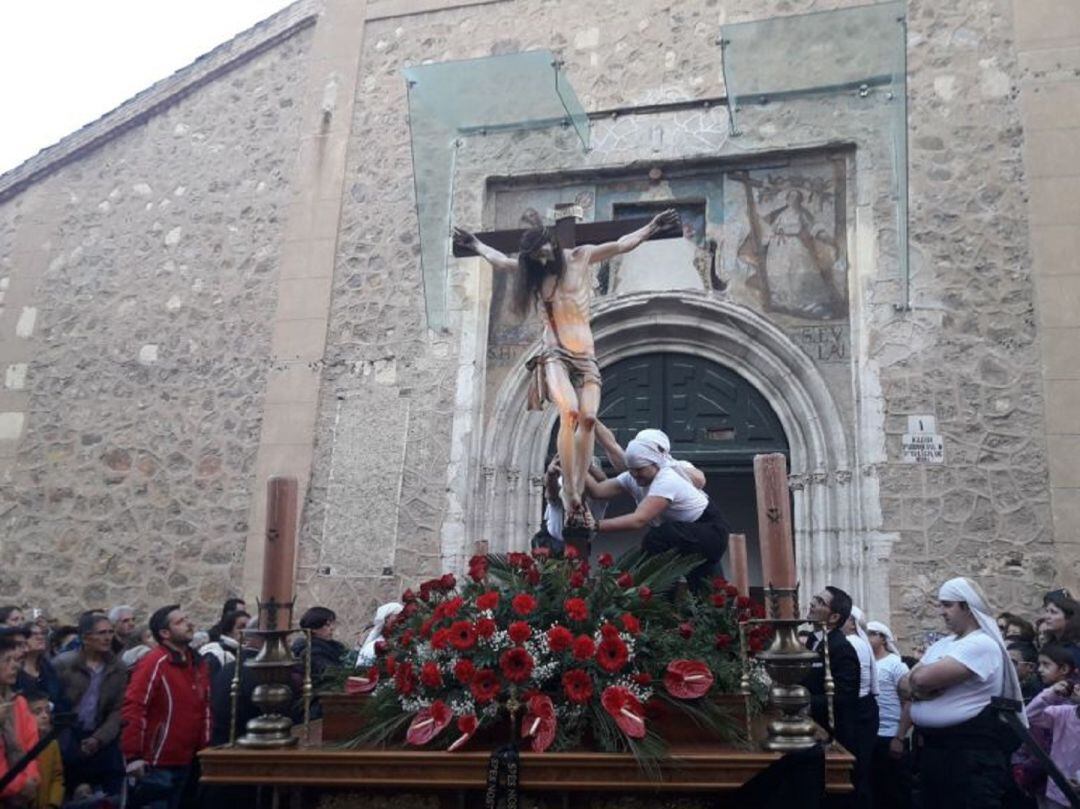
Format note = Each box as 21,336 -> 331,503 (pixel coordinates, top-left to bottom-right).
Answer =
525,346 -> 602,411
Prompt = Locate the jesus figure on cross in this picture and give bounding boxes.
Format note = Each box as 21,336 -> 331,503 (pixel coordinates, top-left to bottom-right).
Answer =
454,208 -> 678,537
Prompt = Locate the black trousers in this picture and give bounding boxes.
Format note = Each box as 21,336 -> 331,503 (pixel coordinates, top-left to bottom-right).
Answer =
641,504 -> 729,590
851,695 -> 879,809
913,743 -> 1009,809
872,735 -> 911,809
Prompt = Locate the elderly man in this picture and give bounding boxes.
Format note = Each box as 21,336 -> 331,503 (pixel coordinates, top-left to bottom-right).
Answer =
107,605 -> 136,656
899,577 -> 1023,809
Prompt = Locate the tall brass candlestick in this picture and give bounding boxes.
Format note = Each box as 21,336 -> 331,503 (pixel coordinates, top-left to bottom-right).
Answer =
753,454 -> 797,619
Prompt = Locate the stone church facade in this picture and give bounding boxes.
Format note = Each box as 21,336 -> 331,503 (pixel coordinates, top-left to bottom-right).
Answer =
0,0 -> 1075,645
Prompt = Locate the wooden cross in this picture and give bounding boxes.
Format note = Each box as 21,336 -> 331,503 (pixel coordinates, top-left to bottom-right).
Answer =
452,202 -> 683,257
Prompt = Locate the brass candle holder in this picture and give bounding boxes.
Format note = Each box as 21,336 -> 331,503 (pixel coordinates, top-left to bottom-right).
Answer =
237,597 -> 300,749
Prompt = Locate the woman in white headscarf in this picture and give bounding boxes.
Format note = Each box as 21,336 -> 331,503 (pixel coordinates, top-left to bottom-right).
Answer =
593,422 -> 707,488
898,577 -> 1024,809
584,438 -> 728,589
866,620 -> 911,809
356,602 -> 403,666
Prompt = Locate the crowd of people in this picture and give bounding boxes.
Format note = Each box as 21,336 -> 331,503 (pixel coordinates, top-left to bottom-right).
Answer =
0,600 -> 346,808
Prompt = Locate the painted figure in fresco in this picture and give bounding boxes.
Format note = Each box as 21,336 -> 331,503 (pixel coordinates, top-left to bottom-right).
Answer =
453,209 -> 678,536
730,171 -> 847,319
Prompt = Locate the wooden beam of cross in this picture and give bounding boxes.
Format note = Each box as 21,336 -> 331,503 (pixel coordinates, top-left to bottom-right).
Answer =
452,204 -> 683,257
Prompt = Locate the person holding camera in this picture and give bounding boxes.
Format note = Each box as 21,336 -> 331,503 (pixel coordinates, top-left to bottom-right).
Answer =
899,577 -> 1026,809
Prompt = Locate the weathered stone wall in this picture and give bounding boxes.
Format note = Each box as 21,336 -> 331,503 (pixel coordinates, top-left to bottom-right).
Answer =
0,26 -> 313,624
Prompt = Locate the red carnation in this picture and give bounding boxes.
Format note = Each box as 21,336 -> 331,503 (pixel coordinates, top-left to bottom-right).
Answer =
508,621 -> 532,645
421,661 -> 442,688
470,668 -> 501,703
601,686 -> 646,738
448,713 -> 479,752
561,669 -> 594,704
476,591 -> 500,612
711,576 -> 728,590
499,647 -> 535,684
475,617 -> 496,638
616,572 -> 634,588
600,622 -> 620,639
406,700 -> 452,746
564,598 -> 589,622
400,630 -> 414,647
678,622 -> 694,639
569,571 -> 585,588
638,586 -> 652,602
598,553 -> 614,568
512,593 -> 538,616
736,595 -> 752,608
435,596 -> 463,620
572,635 -> 596,661
546,625 -> 573,653
664,660 -> 714,699
448,620 -> 477,651
715,633 -> 733,650
394,661 -> 416,696
596,636 -> 630,673
419,619 -> 434,639
522,695 -> 557,753
565,546 -> 580,560
711,592 -> 727,608
453,659 -> 476,684
468,555 -> 488,582
431,628 -> 450,650
620,613 -> 641,635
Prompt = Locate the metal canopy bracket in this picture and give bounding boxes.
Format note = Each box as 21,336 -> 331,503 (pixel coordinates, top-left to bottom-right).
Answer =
403,51 -> 591,331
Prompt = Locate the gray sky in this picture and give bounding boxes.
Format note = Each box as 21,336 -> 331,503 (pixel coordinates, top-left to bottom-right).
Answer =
0,1 -> 294,175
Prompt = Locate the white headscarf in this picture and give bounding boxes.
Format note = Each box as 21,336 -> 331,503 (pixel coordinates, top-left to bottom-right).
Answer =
938,577 -> 1027,726
357,602 -> 403,666
634,429 -> 671,453
866,620 -> 901,656
849,606 -> 878,696
626,432 -> 697,485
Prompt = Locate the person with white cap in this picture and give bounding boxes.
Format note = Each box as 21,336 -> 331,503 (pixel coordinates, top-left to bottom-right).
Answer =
867,620 -> 911,809
899,576 -> 1025,809
842,606 -> 880,809
584,437 -> 728,589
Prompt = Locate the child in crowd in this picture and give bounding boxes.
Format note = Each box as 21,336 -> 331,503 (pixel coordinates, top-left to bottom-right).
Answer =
1012,644 -> 1078,803
23,688 -> 63,809
1026,679 -> 1080,809
1040,644 -> 1078,689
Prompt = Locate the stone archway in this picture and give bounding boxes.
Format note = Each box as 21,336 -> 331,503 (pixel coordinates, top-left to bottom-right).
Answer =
465,291 -> 873,611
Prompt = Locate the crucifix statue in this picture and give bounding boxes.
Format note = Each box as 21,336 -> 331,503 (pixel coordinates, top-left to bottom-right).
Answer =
453,204 -> 680,539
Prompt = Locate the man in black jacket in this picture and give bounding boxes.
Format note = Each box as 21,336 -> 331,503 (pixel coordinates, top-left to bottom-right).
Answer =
803,586 -> 862,802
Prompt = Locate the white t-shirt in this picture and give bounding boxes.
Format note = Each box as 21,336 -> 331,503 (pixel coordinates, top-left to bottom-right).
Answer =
847,634 -> 877,698
615,467 -> 709,524
874,653 -> 910,738
909,629 -> 1004,729
545,499 -> 608,542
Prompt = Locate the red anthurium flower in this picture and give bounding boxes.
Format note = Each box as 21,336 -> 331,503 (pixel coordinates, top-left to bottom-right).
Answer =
476,591 -> 500,612
406,700 -> 452,746
715,633 -> 733,650
470,668 -> 500,703
512,593 -> 538,616
499,647 -> 535,684
453,659 -> 476,684
345,668 -> 379,694
448,713 -> 478,752
521,695 -> 557,753
601,686 -> 646,738
448,620 -> 477,651
564,598 -> 589,622
572,635 -> 596,661
595,636 -> 630,673
664,660 -> 715,699
508,621 -> 532,645
598,553 -> 614,568
616,572 -> 634,588
637,585 -> 652,602
421,661 -> 442,688
546,625 -> 573,653
561,669 -> 594,704
620,614 -> 641,635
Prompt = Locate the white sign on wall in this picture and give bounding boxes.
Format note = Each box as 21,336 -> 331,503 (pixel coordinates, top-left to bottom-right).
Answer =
902,415 -> 944,464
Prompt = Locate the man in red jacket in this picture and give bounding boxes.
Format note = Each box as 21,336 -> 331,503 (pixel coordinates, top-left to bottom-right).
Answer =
122,604 -> 210,809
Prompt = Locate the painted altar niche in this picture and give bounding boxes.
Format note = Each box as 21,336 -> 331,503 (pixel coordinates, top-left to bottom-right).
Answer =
482,150 -> 856,424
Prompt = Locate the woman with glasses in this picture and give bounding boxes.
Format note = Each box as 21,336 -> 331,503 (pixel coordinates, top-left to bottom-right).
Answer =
52,612 -> 127,799
15,622 -> 65,711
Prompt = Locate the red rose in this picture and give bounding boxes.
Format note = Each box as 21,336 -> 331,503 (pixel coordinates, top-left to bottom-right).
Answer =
569,572 -> 585,588
595,636 -> 630,673
402,589 -> 416,602
468,555 -> 488,582
711,592 -> 727,608
725,584 -> 739,597
736,595 -> 752,608
598,553 -> 614,568
512,593 -> 538,616
394,661 -> 416,696
435,596 -> 463,620
453,659 -> 476,684
564,598 -> 589,622
507,552 -> 534,570
526,567 -> 541,585
616,572 -> 634,588
476,591 -> 499,612
475,617 -> 496,638
678,622 -> 694,639
508,621 -> 532,645
431,629 -> 450,650
522,695 -> 557,753
403,602 -> 419,618
419,582 -> 432,602
711,576 -> 728,590
601,686 -> 646,738
448,620 -> 477,651
619,614 -> 641,635
664,660 -> 714,699
561,669 -> 594,704
637,586 -> 652,602
546,626 -> 573,653
421,661 -> 442,688
470,668 -> 501,703
440,573 -> 457,590
572,635 -> 596,661
714,633 -> 733,650
499,647 -> 535,684
406,700 -> 452,746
